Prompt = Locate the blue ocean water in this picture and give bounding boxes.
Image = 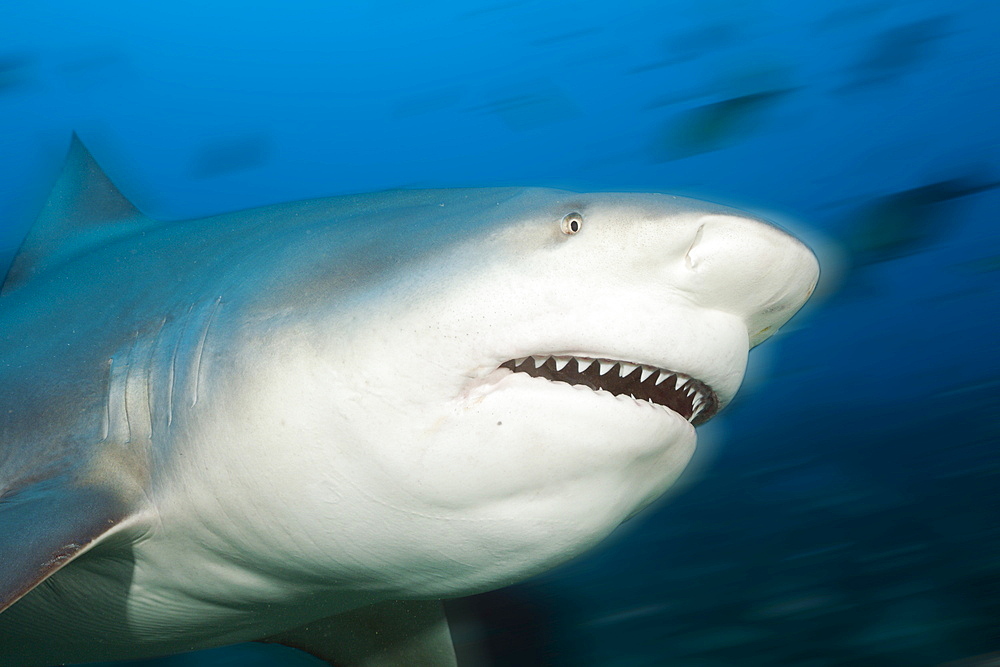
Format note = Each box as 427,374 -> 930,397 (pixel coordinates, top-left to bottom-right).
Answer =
1,1 -> 997,665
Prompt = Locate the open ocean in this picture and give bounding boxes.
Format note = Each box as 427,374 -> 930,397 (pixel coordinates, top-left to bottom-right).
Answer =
1,1 -> 997,665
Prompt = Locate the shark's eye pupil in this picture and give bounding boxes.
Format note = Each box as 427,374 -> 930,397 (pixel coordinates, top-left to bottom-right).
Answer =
561,212 -> 583,235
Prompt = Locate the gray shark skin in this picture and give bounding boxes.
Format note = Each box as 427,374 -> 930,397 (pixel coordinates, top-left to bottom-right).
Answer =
0,136 -> 819,665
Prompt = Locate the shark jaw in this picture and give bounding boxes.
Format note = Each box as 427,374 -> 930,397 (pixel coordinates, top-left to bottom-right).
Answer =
498,355 -> 719,425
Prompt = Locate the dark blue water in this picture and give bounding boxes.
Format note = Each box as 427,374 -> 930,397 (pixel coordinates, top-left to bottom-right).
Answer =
1,1 -> 997,665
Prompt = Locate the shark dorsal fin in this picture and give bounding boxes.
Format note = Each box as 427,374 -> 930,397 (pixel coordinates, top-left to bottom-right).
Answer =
2,135 -> 146,294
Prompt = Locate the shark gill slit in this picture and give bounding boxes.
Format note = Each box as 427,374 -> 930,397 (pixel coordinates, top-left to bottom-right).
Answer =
101,358 -> 112,441
104,346 -> 134,444
191,296 -> 223,407
167,304 -> 195,427
145,318 -> 168,440
121,331 -> 140,444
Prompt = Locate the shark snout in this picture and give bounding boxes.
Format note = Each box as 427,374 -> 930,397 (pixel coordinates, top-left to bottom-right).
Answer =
682,213 -> 819,345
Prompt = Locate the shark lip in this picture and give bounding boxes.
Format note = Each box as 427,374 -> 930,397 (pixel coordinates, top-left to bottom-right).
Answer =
498,355 -> 720,425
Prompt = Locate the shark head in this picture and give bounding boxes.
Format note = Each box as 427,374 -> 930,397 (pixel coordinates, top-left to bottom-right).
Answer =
170,187 -> 820,599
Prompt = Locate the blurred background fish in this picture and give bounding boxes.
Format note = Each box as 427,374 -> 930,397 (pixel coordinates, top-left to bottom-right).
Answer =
0,0 -> 997,665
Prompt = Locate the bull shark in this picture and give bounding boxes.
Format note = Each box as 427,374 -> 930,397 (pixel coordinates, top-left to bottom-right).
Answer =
0,136 -> 819,666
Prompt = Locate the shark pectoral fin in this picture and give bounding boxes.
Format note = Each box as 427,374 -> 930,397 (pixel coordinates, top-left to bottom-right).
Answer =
263,599 -> 458,667
0,476 -> 132,613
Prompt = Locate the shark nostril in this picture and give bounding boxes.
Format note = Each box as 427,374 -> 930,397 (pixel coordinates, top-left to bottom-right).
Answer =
684,223 -> 705,270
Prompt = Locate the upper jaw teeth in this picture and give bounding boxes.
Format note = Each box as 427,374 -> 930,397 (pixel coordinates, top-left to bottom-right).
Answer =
498,354 -> 719,425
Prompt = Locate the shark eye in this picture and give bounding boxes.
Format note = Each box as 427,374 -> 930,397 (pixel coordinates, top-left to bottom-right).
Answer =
561,212 -> 583,235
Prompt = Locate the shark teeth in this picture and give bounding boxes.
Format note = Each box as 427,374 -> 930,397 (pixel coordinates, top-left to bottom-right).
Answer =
498,355 -> 719,425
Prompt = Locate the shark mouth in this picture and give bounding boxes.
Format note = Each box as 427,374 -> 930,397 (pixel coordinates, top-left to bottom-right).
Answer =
499,355 -> 719,425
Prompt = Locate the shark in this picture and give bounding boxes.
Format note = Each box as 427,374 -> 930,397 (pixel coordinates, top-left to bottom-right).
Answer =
0,136 -> 819,666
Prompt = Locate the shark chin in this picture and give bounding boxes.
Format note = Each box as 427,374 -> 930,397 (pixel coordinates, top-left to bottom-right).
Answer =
0,135 -> 819,666
453,366 -> 699,503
